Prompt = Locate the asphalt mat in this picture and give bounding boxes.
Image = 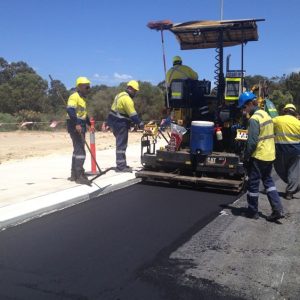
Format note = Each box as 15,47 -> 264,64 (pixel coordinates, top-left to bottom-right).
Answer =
0,183 -> 239,300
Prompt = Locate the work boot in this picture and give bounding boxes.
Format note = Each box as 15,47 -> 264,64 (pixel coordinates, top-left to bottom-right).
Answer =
116,166 -> 133,173
242,209 -> 259,220
75,175 -> 92,186
285,192 -> 293,200
82,173 -> 89,180
266,211 -> 284,222
68,171 -> 76,181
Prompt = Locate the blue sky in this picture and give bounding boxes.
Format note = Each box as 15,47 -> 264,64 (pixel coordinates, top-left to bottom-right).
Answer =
1,0 -> 299,89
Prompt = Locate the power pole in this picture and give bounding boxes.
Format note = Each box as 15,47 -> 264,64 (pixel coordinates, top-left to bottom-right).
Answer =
220,0 -> 224,20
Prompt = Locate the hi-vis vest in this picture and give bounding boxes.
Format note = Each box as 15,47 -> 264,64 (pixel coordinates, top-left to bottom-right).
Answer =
251,109 -> 275,161
166,65 -> 198,86
110,91 -> 137,119
67,92 -> 87,120
273,115 -> 300,145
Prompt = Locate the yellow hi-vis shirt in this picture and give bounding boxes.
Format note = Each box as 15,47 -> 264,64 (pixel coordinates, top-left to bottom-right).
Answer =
166,65 -> 198,86
67,92 -> 88,120
273,115 -> 300,144
251,109 -> 276,161
111,91 -> 138,118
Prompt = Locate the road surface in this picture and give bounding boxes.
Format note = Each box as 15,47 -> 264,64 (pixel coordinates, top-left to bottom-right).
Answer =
0,182 -> 242,300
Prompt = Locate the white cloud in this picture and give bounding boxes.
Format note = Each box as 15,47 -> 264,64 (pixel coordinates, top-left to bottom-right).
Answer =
91,72 -> 134,85
113,72 -> 133,81
93,73 -> 109,81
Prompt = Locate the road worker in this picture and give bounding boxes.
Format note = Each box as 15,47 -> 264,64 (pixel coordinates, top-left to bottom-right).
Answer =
273,103 -> 300,199
166,56 -> 198,86
107,80 -> 144,172
166,56 -> 209,119
238,91 -> 284,221
66,77 -> 92,185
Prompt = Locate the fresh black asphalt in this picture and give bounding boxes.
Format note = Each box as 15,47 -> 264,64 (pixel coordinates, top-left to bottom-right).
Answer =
0,182 -> 242,300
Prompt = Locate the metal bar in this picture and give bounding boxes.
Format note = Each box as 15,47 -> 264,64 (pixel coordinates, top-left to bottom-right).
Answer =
160,29 -> 169,108
158,128 -> 169,144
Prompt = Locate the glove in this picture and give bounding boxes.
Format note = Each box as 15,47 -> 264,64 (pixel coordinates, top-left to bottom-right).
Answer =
138,121 -> 144,130
75,124 -> 82,133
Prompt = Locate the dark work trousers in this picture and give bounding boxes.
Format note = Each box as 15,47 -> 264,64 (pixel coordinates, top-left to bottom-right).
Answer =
274,150 -> 300,195
112,125 -> 128,170
247,158 -> 283,214
69,130 -> 86,178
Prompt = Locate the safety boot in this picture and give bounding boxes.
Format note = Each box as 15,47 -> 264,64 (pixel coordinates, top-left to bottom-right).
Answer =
246,211 -> 259,220
75,175 -> 92,186
266,211 -> 284,222
116,166 -> 133,173
285,192 -> 293,200
242,209 -> 259,219
75,171 -> 91,186
68,171 -> 76,181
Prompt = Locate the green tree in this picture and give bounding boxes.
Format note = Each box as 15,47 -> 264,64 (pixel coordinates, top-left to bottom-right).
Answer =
48,79 -> 70,113
269,89 -> 293,112
88,86 -> 119,123
88,82 -> 165,124
134,81 -> 164,121
0,73 -> 48,114
244,75 -> 268,91
285,72 -> 300,109
0,58 -> 35,85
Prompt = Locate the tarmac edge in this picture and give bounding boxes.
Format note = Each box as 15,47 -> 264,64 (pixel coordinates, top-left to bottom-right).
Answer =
0,178 -> 141,231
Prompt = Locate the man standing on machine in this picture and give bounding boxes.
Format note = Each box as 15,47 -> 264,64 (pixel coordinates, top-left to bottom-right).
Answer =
167,56 -> 210,120
166,56 -> 198,86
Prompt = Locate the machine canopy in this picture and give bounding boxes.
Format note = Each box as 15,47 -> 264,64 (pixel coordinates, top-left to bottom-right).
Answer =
168,19 -> 265,50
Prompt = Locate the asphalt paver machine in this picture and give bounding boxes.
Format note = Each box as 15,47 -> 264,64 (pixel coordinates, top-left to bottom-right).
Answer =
136,19 -> 265,192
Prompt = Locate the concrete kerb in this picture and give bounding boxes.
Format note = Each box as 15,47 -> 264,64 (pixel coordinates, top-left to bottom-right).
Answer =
0,177 -> 141,231
0,141 -> 146,230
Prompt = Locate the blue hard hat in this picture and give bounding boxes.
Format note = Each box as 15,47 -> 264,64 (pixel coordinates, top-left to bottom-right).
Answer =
238,92 -> 257,108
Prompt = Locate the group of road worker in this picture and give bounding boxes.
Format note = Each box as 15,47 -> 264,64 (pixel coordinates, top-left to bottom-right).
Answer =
238,92 -> 300,221
65,56 -> 300,223
66,77 -> 143,186
66,55 -> 198,183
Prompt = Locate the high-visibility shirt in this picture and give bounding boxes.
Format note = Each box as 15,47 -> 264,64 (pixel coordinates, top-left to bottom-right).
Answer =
108,91 -> 141,127
250,109 -> 276,161
67,92 -> 88,122
111,91 -> 138,118
166,65 -> 198,86
273,114 -> 300,155
273,115 -> 300,144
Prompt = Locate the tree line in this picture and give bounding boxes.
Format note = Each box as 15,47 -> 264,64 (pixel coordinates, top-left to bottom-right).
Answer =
0,56 -> 299,130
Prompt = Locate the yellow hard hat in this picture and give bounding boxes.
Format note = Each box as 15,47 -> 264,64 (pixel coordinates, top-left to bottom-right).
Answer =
127,80 -> 139,91
173,56 -> 182,64
76,77 -> 91,87
283,103 -> 296,111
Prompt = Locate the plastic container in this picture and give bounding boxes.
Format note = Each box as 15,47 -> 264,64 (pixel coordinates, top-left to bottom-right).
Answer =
215,127 -> 223,141
190,121 -> 214,154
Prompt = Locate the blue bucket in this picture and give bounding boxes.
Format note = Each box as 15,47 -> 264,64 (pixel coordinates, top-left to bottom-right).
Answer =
190,121 -> 214,154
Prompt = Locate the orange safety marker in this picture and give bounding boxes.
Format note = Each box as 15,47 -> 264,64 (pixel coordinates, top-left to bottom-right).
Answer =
86,117 -> 100,175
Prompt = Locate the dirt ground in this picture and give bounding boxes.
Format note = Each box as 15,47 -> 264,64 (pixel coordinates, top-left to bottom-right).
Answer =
0,130 -> 142,163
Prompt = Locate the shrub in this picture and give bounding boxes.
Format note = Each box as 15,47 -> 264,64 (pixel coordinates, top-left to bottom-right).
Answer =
0,113 -> 18,131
